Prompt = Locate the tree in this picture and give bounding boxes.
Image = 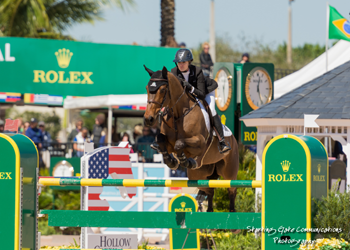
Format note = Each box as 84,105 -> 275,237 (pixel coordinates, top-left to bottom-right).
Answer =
192,35 -> 325,70
160,0 -> 176,47
0,0 -> 135,39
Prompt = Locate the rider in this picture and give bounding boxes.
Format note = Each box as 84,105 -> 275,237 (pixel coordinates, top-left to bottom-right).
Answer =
169,48 -> 231,153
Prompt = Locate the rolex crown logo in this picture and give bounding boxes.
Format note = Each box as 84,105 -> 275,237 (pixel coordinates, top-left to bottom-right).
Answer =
180,202 -> 186,208
317,164 -> 321,173
55,48 -> 73,68
281,160 -> 291,172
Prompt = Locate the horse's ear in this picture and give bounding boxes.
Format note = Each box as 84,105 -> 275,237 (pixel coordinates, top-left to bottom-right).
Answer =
162,66 -> 168,79
144,65 -> 154,77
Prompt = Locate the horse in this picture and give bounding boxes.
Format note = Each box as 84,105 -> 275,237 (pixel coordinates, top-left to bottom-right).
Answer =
143,66 -> 239,212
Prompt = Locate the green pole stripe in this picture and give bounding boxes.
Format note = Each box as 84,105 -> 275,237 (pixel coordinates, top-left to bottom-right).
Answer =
143,179 -> 167,186
230,180 -> 253,187
101,179 -> 124,186
60,178 -> 81,185
188,180 -> 210,187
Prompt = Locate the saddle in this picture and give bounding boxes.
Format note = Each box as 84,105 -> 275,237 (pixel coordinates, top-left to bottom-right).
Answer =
201,99 -> 215,146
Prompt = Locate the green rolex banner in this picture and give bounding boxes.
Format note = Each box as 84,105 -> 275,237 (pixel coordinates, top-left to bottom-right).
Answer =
328,5 -> 350,41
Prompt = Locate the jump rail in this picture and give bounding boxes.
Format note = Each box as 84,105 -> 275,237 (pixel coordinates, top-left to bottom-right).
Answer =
38,178 -> 262,188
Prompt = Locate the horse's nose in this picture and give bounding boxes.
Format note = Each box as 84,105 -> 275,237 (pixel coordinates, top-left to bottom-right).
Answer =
144,116 -> 154,126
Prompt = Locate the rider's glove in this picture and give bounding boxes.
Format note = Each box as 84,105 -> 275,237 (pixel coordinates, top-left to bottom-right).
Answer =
182,81 -> 192,90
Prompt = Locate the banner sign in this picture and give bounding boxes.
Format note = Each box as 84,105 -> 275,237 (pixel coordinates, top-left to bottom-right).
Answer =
87,234 -> 137,249
0,37 -> 178,97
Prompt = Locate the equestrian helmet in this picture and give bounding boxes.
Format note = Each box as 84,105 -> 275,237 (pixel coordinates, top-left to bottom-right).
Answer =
173,49 -> 193,62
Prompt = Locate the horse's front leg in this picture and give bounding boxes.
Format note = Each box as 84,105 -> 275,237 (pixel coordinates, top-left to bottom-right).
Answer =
156,133 -> 179,170
174,136 -> 205,169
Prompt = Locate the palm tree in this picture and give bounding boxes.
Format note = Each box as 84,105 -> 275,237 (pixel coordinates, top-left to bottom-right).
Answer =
0,0 -> 135,39
160,0 -> 176,47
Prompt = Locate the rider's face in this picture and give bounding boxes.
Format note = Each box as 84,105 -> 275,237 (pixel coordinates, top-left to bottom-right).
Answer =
178,61 -> 189,72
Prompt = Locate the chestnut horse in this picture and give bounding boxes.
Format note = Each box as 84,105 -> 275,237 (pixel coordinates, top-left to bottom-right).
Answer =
143,66 -> 239,212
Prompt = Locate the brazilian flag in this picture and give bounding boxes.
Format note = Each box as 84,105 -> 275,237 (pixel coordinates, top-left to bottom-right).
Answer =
329,5 -> 350,41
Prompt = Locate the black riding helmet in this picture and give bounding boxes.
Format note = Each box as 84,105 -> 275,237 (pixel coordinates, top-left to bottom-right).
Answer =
173,49 -> 193,63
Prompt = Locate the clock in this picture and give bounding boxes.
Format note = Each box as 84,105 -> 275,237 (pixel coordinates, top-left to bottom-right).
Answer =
214,68 -> 232,111
245,67 -> 273,110
52,160 -> 74,177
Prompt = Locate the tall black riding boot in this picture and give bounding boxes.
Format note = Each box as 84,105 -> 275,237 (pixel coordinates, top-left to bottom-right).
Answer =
213,114 -> 231,153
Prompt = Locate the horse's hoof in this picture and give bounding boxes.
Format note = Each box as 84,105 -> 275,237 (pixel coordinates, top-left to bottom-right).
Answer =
187,158 -> 198,169
168,165 -> 178,170
168,159 -> 179,170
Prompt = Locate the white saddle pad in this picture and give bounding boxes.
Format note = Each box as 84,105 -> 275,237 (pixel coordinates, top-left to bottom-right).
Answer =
198,101 -> 232,137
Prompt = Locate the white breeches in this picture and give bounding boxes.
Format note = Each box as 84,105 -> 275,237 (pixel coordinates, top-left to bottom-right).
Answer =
205,91 -> 217,116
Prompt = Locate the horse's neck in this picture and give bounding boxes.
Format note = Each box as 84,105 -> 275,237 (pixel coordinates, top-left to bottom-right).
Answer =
169,79 -> 192,117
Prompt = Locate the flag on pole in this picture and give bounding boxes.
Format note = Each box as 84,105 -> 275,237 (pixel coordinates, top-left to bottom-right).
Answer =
328,5 -> 350,42
85,145 -> 136,211
304,114 -> 319,135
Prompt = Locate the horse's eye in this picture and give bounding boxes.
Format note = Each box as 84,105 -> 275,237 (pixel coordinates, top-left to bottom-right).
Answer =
160,89 -> 165,94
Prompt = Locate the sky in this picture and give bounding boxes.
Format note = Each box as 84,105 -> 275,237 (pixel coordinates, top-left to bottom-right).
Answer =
66,0 -> 350,49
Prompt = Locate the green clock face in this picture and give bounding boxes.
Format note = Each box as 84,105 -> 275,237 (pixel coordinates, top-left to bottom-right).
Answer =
245,67 -> 273,110
215,68 -> 232,111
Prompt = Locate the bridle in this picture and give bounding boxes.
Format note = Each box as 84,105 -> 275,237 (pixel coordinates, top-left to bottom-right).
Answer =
147,78 -> 169,108
147,77 -> 198,137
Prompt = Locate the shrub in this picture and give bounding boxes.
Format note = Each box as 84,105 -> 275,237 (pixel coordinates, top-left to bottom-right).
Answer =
299,238 -> 350,250
313,183 -> 350,241
200,231 -> 261,250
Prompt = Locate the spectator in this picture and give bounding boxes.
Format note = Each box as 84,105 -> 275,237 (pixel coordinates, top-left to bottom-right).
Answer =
73,127 -> 90,157
150,123 -> 160,137
24,121 -> 30,134
136,127 -> 156,162
25,118 -> 42,149
200,42 -> 214,77
99,126 -> 119,147
17,118 -> 24,134
170,167 -> 187,178
38,121 -> 51,149
92,113 -> 106,148
121,132 -> 134,153
178,42 -> 186,48
137,127 -> 154,144
68,120 -> 83,142
121,132 -> 131,143
0,120 -> 4,132
133,124 -> 143,143
240,53 -> 250,63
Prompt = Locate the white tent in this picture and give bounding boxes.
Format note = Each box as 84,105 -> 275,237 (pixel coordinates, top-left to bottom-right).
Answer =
63,94 -> 147,109
274,40 -> 350,98
64,94 -> 147,144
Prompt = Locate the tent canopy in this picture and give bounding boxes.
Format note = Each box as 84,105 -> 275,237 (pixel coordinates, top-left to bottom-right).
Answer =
64,94 -> 148,145
274,40 -> 350,98
63,94 -> 147,109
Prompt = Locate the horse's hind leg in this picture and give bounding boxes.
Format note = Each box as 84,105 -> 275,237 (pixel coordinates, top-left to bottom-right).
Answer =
228,188 -> 237,212
156,134 -> 179,170
197,188 -> 214,212
207,188 -> 214,212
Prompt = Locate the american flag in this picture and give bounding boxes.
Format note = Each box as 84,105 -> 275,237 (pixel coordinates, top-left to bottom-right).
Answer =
85,145 -> 136,211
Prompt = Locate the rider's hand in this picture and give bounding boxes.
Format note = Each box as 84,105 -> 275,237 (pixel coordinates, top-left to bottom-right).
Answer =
183,81 -> 192,90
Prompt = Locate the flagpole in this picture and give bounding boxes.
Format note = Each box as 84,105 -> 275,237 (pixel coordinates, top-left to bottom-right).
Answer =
326,2 -> 329,72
